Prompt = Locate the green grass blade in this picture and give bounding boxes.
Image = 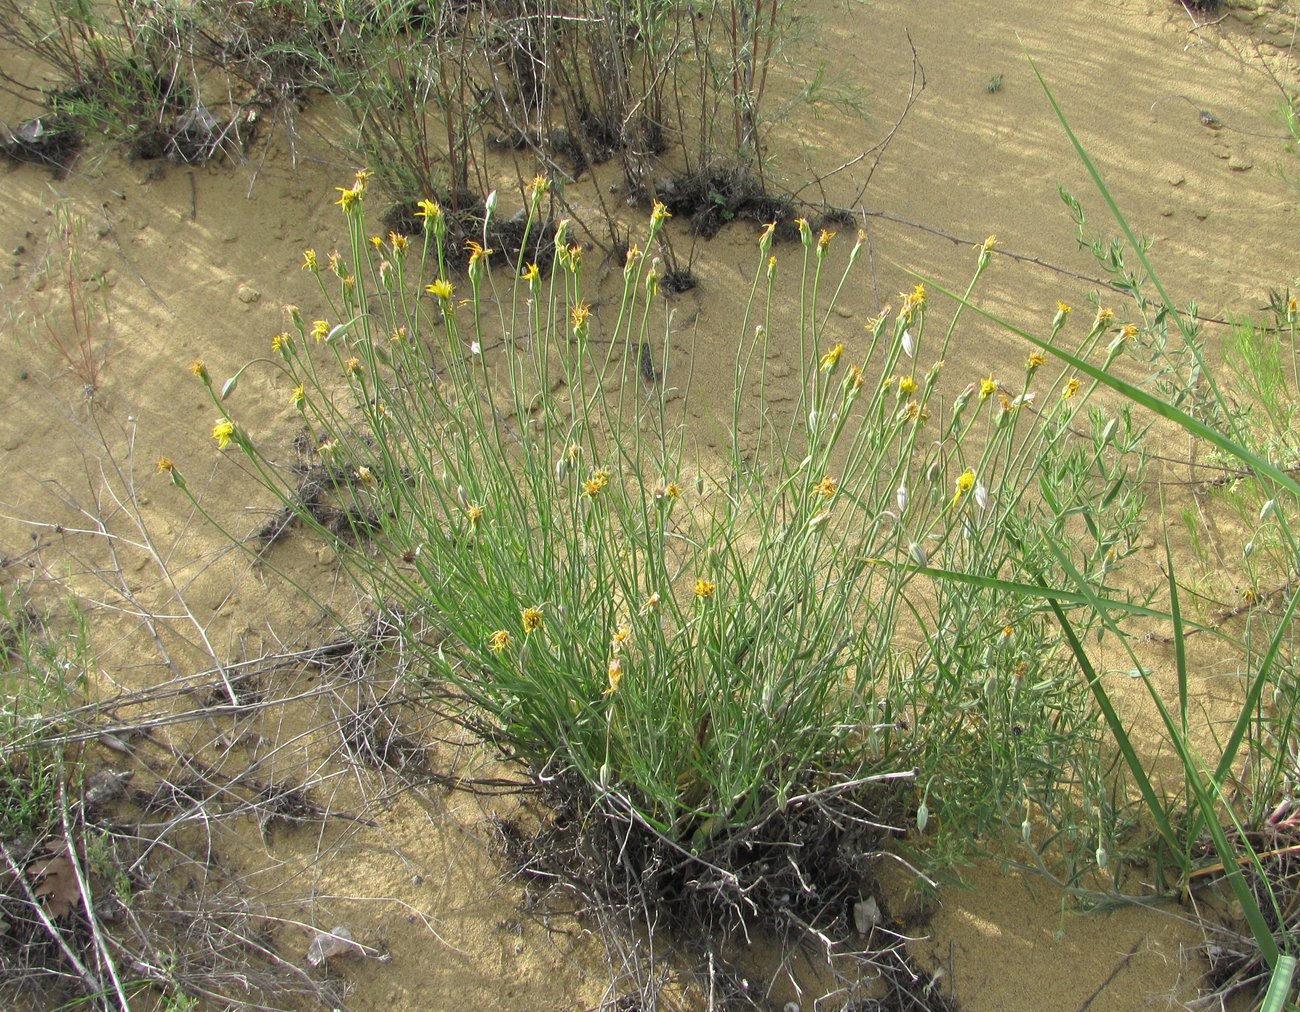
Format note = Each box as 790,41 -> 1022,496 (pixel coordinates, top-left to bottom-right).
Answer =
1212,580 -> 1300,789
1026,56 -> 1237,436
918,278 -> 1300,501
1044,539 -> 1282,968
1261,955 -> 1297,1012
1043,594 -> 1178,853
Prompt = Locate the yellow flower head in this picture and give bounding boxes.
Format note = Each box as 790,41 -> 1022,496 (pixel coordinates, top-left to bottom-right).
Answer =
583,468 -> 610,498
1062,377 -> 1082,400
156,456 -> 174,474
1119,323 -> 1139,341
904,400 -> 929,423
694,577 -> 717,600
1095,306 -> 1115,327
356,466 -> 377,488
819,343 -> 845,372
311,319 -> 331,342
758,221 -> 776,248
191,359 -> 209,381
642,592 -> 661,613
898,375 -> 917,396
488,629 -> 510,654
975,235 -> 999,255
1056,301 -> 1071,316
302,248 -> 318,271
521,262 -> 540,283
389,232 -> 409,253
1026,350 -> 1046,370
425,279 -> 454,301
954,469 -> 976,500
571,302 -> 591,335
521,607 -> 544,634
812,475 -> 838,499
612,626 -> 631,650
818,228 -> 835,250
466,503 -> 484,525
528,174 -> 550,199
369,235 -> 383,251
651,201 -> 671,224
353,168 -> 373,189
979,375 -> 997,400
665,481 -> 681,500
847,364 -> 865,391
794,217 -> 811,244
465,239 -> 494,273
605,656 -> 624,696
334,184 -> 363,213
272,332 -> 290,353
416,198 -> 442,221
344,357 -> 361,375
212,419 -> 235,449
291,384 -> 304,407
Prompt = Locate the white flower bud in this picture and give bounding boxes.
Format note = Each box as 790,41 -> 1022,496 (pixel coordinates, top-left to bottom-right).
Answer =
974,483 -> 989,510
896,483 -> 909,514
1261,499 -> 1276,521
902,328 -> 916,358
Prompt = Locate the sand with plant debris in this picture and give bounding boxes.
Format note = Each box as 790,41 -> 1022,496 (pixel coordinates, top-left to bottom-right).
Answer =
2,0 -> 1297,1008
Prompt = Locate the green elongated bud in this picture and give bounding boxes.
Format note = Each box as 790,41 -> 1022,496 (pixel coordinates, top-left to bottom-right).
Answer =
916,801 -> 929,833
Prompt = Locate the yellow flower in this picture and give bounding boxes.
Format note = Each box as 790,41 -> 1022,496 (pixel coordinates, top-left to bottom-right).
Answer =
465,239 -> 494,273
344,357 -> 361,375
1095,307 -> 1115,327
583,468 -> 610,498
641,592 -> 661,613
605,656 -> 624,696
488,629 -> 510,654
954,469 -> 976,502
904,400 -> 929,423
334,184 -> 363,213
571,302 -> 591,334
898,375 -> 917,396
311,319 -> 331,342
979,375 -> 997,400
416,198 -> 442,221
1056,301 -> 1071,316
211,419 -> 235,449
612,626 -> 631,650
466,504 -> 483,525
528,174 -> 550,198
356,466 -> 377,487
291,384 -> 304,407
521,262 -> 540,283
819,343 -> 845,372
390,327 -> 406,342
353,168 -> 373,189
1026,350 -> 1046,370
847,364 -> 865,391
665,481 -> 681,500
694,578 -> 716,600
425,279 -> 454,301
794,217 -> 810,244
369,235 -> 383,250
758,221 -> 776,248
974,235 -> 998,255
1062,377 -> 1082,399
565,243 -> 583,268
191,359 -> 209,382
818,228 -> 835,250
1119,323 -> 1139,341
156,456 -> 174,474
812,475 -> 838,499
521,607 -> 544,634
301,248 -> 318,271
389,232 -> 408,253
651,201 -> 671,223
272,332 -> 290,353
327,250 -> 341,275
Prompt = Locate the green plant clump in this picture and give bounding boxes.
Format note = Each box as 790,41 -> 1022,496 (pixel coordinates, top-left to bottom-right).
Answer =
184,175 -> 1147,923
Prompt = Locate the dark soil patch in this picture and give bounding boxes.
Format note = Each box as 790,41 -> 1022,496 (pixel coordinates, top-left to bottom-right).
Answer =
494,771 -> 947,1006
656,168 -> 800,240
1,118 -> 83,177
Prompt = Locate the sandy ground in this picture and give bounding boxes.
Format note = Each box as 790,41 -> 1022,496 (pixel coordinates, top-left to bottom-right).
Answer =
3,0 -> 1298,1008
